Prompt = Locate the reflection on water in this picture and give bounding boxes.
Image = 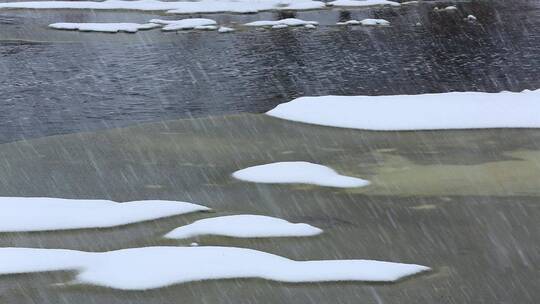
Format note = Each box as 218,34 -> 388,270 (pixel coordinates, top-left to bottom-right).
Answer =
0,1 -> 539,143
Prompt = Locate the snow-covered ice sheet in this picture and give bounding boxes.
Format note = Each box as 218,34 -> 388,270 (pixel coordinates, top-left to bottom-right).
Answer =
0,246 -> 430,290
0,197 -> 209,232
150,18 -> 216,30
0,0 -> 327,14
165,215 -> 323,239
244,18 -> 318,27
49,22 -> 159,33
232,161 -> 370,188
267,90 -> 540,130
328,0 -> 400,7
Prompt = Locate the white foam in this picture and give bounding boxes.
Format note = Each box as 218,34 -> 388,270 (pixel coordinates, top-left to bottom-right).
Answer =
232,161 -> 370,188
267,90 -> 540,130
48,22 -> 160,33
165,215 -> 323,239
245,18 -> 318,27
0,197 -> 209,232
0,246 -> 430,290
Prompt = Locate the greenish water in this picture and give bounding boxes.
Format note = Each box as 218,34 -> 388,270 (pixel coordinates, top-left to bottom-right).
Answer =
0,114 -> 539,303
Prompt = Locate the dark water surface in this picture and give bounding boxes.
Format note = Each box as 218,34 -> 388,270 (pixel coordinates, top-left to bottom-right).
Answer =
0,0 -> 539,143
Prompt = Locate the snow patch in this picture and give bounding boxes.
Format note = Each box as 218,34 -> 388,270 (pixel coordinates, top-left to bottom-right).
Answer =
337,20 -> 361,25
245,18 -> 318,27
359,18 -> 390,26
232,161 -> 370,188
0,246 -> 430,290
337,19 -> 389,26
194,25 -> 218,30
0,197 -> 209,232
150,18 -> 217,31
435,5 -> 457,12
48,22 -> 160,33
266,90 -> 540,130
165,215 -> 323,239
328,0 -> 400,7
218,26 -> 235,33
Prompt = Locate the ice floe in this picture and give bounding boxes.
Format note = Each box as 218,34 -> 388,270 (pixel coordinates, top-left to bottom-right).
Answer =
267,90 -> 540,131
0,0 -> 328,14
232,161 -> 369,188
327,0 -> 400,7
0,197 -> 209,232
0,246 -> 430,289
337,19 -> 390,26
149,18 -> 217,31
48,22 -> 160,33
165,215 -> 323,239
244,18 -> 318,27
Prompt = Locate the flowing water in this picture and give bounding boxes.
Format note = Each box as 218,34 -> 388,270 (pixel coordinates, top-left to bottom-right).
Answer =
0,0 -> 539,143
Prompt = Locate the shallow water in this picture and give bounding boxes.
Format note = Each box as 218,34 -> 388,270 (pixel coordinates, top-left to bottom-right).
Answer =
1,0 -> 540,143
0,115 -> 539,302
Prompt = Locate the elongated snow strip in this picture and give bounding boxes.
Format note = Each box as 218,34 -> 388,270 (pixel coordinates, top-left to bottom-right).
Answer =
0,197 -> 209,232
0,246 -> 430,290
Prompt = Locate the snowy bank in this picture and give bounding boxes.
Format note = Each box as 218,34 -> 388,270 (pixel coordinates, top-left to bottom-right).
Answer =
267,90 -> 540,130
232,161 -> 370,188
0,197 -> 209,232
49,22 -> 160,33
0,0 -> 328,14
0,246 -> 430,290
165,215 -> 323,239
